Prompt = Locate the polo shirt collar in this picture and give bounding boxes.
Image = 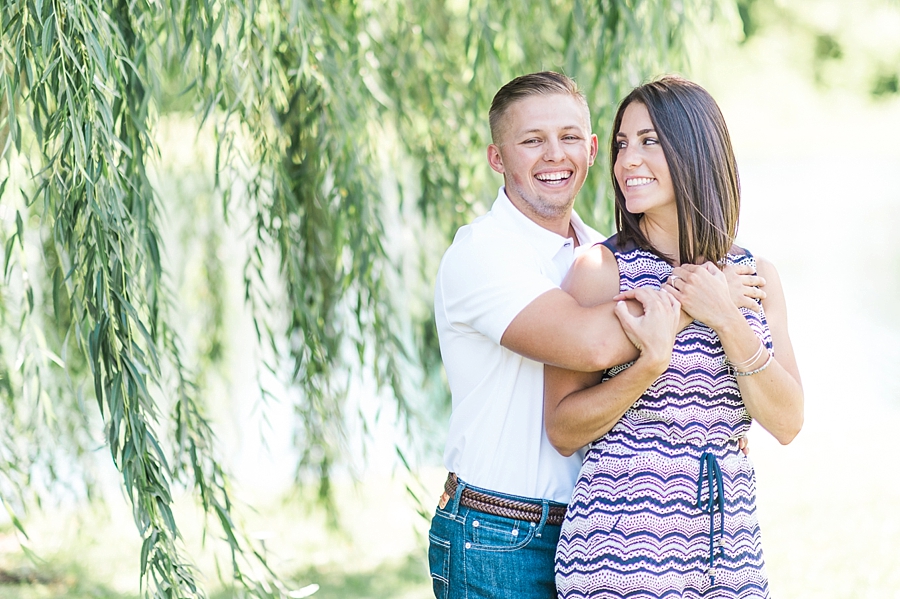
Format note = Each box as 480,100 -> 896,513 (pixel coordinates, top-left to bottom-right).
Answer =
491,187 -> 586,256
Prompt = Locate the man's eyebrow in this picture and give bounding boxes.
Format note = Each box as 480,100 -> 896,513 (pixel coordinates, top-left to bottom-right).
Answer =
521,125 -> 583,134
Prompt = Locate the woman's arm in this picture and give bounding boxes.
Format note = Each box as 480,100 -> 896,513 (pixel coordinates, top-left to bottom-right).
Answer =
666,258 -> 804,444
544,245 -> 683,456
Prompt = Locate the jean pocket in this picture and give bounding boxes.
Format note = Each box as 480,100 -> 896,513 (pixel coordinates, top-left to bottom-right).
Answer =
428,533 -> 450,599
468,513 -> 534,552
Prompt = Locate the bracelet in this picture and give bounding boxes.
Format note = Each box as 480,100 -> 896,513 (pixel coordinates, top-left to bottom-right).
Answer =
725,341 -> 765,371
733,353 -> 773,377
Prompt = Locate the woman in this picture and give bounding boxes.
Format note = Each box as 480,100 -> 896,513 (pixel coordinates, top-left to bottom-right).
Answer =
546,77 -> 803,598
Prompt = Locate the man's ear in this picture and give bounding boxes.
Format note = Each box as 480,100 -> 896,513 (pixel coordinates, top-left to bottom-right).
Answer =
487,144 -> 505,174
588,134 -> 599,167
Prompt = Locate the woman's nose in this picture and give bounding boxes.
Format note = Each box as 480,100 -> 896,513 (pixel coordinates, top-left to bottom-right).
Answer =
619,144 -> 641,168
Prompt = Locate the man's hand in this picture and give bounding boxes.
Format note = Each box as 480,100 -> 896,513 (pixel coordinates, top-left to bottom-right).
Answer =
723,263 -> 766,312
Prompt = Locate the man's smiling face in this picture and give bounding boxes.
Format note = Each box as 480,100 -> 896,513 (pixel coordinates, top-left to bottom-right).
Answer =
488,93 -> 598,226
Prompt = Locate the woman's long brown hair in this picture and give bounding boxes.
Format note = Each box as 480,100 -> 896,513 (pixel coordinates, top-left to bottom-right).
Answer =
610,76 -> 741,266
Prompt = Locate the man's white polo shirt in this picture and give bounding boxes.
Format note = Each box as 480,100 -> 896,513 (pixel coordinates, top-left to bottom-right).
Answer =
434,187 -> 604,503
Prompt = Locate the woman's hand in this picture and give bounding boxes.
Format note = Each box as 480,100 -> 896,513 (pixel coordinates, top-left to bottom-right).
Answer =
724,262 -> 766,312
544,246 -> 687,457
611,287 -> 682,373
668,258 -> 804,445
663,262 -> 743,330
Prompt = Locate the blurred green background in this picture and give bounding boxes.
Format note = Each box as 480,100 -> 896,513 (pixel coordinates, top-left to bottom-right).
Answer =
1,0 -> 900,597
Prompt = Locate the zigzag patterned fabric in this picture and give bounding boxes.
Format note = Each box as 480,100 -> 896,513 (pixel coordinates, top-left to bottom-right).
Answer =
555,236 -> 773,599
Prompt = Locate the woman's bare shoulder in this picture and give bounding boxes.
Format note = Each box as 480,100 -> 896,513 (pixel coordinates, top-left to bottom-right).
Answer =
753,254 -> 780,282
561,243 -> 621,307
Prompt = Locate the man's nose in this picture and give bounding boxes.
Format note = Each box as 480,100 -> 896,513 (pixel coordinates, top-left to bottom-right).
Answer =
543,138 -> 565,161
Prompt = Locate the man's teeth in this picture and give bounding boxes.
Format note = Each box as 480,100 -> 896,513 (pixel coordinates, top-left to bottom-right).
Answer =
536,172 -> 572,182
626,177 -> 654,187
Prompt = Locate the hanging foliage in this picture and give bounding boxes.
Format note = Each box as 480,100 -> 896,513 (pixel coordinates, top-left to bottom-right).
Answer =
0,0 -> 734,596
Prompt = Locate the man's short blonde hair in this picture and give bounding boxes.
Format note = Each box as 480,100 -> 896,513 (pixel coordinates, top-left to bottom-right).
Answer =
488,71 -> 591,143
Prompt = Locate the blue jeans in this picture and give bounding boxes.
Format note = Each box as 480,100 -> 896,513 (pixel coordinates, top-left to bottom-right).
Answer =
427,477 -> 563,599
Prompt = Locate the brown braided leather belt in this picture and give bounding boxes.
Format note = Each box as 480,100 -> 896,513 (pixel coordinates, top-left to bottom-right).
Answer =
443,473 -> 567,526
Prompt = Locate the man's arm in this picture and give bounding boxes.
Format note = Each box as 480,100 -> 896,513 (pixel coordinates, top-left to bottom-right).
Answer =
544,287 -> 682,455
502,244 -> 643,372
501,288 -> 640,372
502,250 -> 765,373
533,247 -> 763,455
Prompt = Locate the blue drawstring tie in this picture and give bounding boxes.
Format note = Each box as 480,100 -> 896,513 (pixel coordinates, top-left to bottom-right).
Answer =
697,451 -> 725,584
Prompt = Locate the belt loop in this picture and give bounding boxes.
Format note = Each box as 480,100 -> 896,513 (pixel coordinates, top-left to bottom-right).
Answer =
449,476 -> 466,517
534,500 -> 550,537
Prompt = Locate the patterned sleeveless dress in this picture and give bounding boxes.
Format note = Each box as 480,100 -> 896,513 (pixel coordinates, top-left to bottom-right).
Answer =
555,235 -> 771,599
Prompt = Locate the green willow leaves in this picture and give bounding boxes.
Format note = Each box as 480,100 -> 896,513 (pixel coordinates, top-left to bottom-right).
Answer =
1,1 -> 290,597
0,0 -> 733,596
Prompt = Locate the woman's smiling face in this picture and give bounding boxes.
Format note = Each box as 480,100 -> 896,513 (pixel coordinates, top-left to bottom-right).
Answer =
613,101 -> 676,218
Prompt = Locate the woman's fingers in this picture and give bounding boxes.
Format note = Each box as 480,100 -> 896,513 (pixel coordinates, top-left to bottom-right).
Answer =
612,289 -> 636,301
723,263 -> 767,311
619,262 -> 761,327
742,285 -> 766,300
661,282 -> 681,298
614,286 -> 665,304
663,289 -> 681,310
614,299 -> 644,353
724,263 -> 767,288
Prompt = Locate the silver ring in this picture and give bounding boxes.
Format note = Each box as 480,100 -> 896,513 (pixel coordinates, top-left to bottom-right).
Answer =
669,275 -> 680,283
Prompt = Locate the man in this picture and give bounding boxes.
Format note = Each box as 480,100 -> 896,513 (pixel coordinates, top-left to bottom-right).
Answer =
427,72 -> 758,599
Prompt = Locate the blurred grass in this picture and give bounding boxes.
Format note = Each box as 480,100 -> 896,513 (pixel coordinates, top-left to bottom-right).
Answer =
0,470 -> 440,599
290,555 -> 429,599
211,553 -> 430,599
0,557 -> 139,599
0,551 -> 431,599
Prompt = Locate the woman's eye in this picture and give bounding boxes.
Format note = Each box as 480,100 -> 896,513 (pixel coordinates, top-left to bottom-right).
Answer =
615,140 -> 627,149
643,137 -> 659,145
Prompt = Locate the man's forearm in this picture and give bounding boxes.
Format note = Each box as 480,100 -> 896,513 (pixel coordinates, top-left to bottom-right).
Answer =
502,289 -> 641,372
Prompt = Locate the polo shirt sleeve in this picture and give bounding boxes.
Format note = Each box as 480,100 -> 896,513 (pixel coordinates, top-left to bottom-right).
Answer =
437,231 -> 557,345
